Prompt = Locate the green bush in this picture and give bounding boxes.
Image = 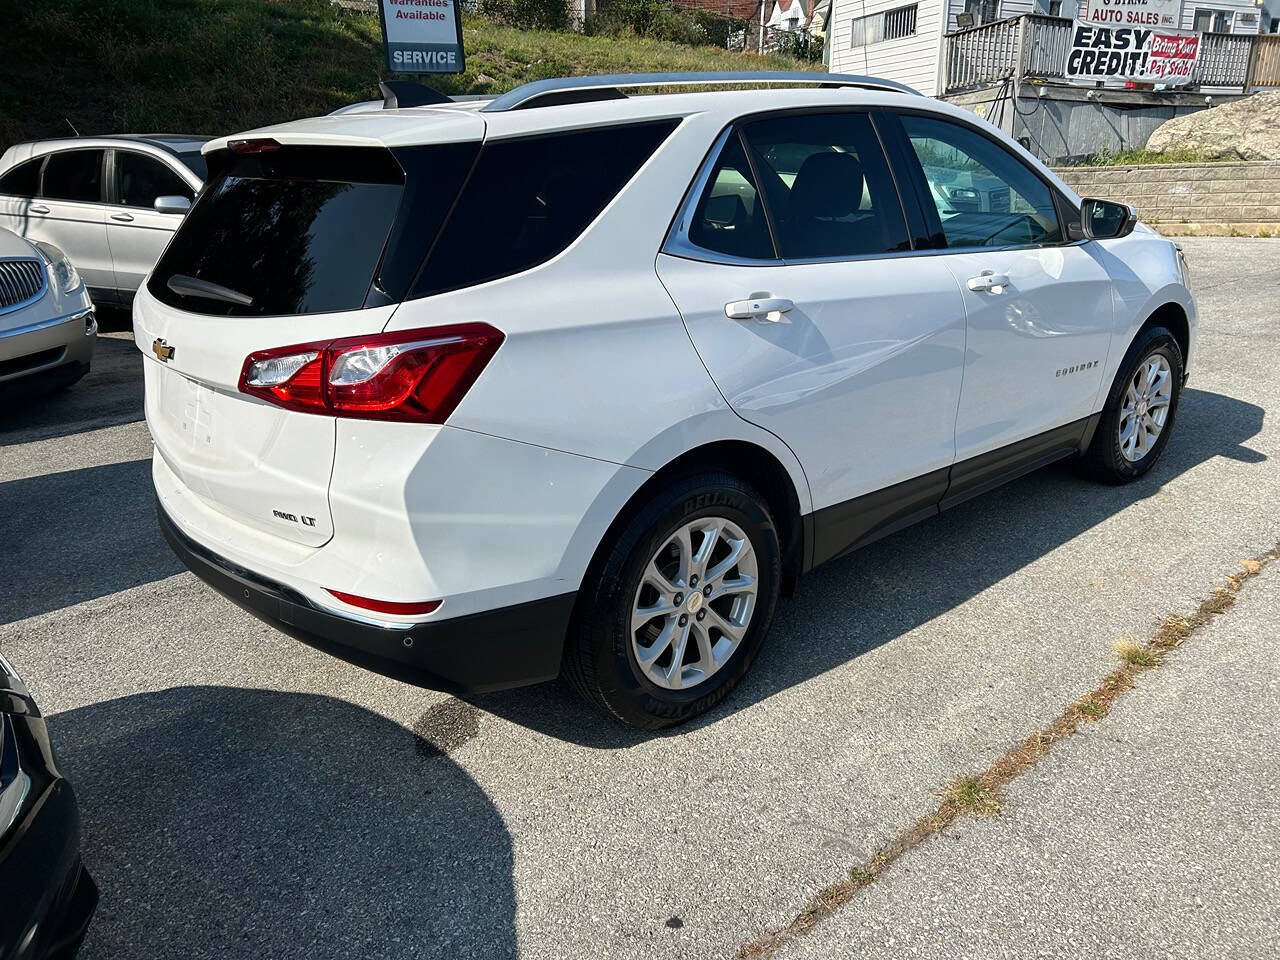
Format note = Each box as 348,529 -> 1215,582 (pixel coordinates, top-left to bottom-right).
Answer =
585,0 -> 750,49
480,0 -> 570,31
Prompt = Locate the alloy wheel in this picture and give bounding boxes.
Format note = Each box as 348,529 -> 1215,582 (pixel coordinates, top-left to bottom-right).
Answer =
630,517 -> 759,691
1118,352 -> 1173,462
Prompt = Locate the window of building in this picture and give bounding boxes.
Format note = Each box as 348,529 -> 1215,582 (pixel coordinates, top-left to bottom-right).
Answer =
1048,0 -> 1063,17
965,0 -> 1001,25
850,3 -> 917,46
1193,8 -> 1232,32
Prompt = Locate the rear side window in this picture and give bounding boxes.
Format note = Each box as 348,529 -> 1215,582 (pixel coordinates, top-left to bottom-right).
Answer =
41,150 -> 104,203
899,114 -> 1063,248
687,133 -> 775,261
412,121 -> 678,298
0,158 -> 42,198
741,112 -> 910,259
115,151 -> 194,206
148,144 -> 475,316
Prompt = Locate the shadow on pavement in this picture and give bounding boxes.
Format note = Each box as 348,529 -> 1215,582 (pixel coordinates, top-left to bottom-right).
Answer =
52,687 -> 516,960
471,387 -> 1267,747
0,458 -> 182,624
0,336 -> 143,446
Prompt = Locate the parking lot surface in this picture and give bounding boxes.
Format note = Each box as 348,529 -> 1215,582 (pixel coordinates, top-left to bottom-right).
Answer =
2,238 -> 1277,959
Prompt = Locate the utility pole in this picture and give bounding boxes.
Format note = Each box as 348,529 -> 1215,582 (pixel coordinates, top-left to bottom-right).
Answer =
758,0 -> 766,53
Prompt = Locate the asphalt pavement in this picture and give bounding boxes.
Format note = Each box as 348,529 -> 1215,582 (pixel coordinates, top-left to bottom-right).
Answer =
1,240 -> 1277,959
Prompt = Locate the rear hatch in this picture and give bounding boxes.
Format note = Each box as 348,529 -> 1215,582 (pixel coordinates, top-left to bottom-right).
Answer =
137,119 -> 483,547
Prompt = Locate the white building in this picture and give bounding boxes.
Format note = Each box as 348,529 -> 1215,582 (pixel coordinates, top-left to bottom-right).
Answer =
828,0 -> 1272,96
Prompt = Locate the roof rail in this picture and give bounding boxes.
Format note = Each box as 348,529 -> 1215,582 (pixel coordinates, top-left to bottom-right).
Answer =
480,71 -> 921,113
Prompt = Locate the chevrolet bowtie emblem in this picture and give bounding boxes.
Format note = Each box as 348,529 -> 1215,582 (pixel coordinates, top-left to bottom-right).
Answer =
152,338 -> 176,363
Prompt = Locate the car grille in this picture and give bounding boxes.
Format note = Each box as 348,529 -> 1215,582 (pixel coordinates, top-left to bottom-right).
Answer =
0,258 -> 47,312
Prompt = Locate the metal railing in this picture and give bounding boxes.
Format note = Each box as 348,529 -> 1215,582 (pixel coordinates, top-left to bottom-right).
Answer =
943,14 -> 1267,94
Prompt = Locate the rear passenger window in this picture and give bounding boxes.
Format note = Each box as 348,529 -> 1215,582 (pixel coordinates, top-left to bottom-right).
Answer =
900,114 -> 1063,248
686,133 -> 776,261
413,121 -> 678,298
741,112 -> 910,260
0,158 -> 42,198
41,150 -> 104,203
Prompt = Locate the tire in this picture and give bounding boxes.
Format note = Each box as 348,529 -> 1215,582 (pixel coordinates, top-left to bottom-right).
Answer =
564,472 -> 782,729
1081,325 -> 1184,483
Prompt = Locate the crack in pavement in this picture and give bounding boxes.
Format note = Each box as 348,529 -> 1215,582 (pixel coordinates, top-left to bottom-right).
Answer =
734,538 -> 1280,960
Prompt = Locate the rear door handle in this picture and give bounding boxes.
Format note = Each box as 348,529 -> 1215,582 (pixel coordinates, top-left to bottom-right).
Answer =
110,212 -> 135,222
725,296 -> 794,321
29,204 -> 50,215
966,271 -> 1010,293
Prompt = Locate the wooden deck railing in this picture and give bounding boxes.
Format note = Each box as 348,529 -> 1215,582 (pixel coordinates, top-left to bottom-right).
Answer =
943,15 -> 1269,94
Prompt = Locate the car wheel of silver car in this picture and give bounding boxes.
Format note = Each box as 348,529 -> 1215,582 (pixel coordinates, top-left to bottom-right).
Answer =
1083,324 -> 1184,483
565,472 -> 781,729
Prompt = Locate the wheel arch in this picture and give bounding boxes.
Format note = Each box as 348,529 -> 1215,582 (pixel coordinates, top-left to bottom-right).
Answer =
1137,300 -> 1190,370
579,440 -> 808,601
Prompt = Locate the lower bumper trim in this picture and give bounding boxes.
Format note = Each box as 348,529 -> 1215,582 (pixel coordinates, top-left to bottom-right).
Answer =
157,501 -> 574,693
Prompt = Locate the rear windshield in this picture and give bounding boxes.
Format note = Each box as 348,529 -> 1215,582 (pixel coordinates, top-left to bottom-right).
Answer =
148,144 -> 473,316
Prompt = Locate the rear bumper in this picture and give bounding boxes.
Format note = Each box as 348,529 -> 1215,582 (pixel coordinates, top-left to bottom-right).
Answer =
158,502 -> 574,693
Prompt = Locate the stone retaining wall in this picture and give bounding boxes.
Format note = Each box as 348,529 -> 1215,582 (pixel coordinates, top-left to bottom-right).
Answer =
1054,162 -> 1280,236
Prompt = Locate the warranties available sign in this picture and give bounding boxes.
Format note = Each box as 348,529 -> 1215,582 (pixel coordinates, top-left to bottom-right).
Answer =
379,0 -> 465,74
1065,21 -> 1200,84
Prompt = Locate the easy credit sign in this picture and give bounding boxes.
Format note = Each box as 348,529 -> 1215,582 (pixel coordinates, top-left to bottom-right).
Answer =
1066,21 -> 1200,85
379,0 -> 465,75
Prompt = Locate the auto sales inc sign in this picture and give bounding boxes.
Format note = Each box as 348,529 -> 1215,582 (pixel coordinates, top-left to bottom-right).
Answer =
379,0 -> 465,74
1066,0 -> 1200,85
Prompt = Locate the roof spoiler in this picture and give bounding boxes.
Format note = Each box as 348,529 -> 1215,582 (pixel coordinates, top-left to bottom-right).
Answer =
380,80 -> 453,110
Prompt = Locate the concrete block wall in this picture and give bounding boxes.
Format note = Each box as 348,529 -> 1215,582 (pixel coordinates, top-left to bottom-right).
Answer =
1055,162 -> 1280,236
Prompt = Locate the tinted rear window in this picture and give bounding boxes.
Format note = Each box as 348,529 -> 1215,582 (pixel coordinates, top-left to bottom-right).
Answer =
412,120 -> 678,298
148,144 -> 474,316
0,158 -> 42,198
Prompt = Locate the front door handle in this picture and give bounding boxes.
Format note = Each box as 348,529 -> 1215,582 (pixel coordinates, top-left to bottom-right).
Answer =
966,271 -> 1010,294
725,296 -> 794,322
110,212 -> 135,222
29,204 -> 50,215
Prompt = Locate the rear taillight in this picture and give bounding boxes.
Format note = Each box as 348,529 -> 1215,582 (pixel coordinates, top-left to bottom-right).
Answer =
238,324 -> 503,423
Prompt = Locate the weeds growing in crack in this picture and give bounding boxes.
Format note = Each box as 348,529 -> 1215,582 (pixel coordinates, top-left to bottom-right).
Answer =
734,542 -> 1280,960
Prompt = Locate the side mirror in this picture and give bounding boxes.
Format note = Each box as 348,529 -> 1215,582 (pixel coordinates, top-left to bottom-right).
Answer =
1081,198 -> 1137,240
154,195 -> 191,215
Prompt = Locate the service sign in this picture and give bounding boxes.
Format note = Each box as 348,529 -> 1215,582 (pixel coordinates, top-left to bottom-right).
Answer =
1080,0 -> 1180,29
379,0 -> 465,75
1065,21 -> 1200,85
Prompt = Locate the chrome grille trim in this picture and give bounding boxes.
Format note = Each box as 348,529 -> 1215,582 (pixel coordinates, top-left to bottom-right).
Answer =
0,257 -> 49,315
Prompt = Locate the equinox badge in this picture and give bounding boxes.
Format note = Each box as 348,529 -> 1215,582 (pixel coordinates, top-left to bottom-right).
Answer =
152,338 -> 176,363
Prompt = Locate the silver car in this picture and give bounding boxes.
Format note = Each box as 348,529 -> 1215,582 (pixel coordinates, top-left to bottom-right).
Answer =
0,135 -> 206,307
0,226 -> 95,390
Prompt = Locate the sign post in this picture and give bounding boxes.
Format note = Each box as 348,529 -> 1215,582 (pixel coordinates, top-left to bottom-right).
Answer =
378,0 -> 465,75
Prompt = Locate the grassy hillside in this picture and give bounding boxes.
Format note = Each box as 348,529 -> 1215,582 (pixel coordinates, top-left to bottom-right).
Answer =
0,0 -> 816,149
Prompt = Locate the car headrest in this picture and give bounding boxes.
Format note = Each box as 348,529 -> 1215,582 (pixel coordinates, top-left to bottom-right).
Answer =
787,151 -> 865,220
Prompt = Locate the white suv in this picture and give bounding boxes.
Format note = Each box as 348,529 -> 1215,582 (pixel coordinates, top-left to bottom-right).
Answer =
137,73 -> 1196,728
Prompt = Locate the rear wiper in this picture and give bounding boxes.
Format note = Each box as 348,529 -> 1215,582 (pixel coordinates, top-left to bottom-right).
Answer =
167,274 -> 254,307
